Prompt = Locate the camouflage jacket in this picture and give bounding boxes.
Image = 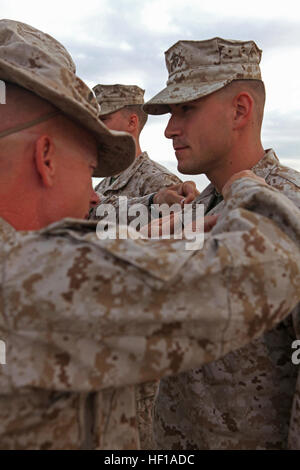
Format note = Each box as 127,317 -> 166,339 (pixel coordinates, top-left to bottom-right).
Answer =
154,149 -> 300,450
91,151 -> 180,448
0,177 -> 300,449
90,151 -> 181,218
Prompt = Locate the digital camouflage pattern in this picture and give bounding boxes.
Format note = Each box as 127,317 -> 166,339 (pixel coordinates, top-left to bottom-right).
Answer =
0,177 -> 300,449
93,84 -> 145,116
90,152 -> 181,219
154,149 -> 300,450
143,38 -> 262,115
90,151 -> 180,448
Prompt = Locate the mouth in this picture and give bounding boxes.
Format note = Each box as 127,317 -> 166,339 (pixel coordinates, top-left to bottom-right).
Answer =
174,146 -> 189,158
173,142 -> 189,152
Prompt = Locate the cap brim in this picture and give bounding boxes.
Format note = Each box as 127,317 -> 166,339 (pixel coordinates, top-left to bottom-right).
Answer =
99,103 -> 125,116
143,80 -> 231,115
0,61 -> 135,177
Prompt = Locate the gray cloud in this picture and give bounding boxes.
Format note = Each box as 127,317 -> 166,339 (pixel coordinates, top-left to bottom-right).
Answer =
62,5 -> 300,101
2,1 -> 299,169
262,111 -> 300,158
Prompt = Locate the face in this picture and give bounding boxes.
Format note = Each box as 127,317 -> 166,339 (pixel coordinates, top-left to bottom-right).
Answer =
164,92 -> 232,175
100,109 -> 129,132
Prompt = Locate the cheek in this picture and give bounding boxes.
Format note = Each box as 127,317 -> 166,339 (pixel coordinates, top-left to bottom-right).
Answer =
72,170 -> 91,198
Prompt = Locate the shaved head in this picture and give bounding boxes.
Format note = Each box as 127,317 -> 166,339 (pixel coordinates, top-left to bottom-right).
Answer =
0,83 -> 99,230
1,83 -> 56,129
0,83 -> 96,172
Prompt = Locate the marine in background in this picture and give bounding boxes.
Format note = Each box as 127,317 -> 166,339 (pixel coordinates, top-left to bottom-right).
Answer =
89,84 -> 181,218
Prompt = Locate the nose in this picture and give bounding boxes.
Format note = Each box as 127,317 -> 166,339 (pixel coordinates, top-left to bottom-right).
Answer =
164,115 -> 181,139
90,189 -> 100,208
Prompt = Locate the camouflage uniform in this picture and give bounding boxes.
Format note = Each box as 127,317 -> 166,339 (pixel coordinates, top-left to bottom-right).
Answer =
142,37 -> 300,449
91,152 -> 180,211
92,153 -> 180,449
1,177 -> 300,449
90,84 -> 181,448
1,22 -> 300,450
153,151 -> 300,450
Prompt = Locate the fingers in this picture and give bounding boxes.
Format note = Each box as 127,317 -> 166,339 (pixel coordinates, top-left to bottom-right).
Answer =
140,213 -> 176,237
153,181 -> 200,206
154,189 -> 185,205
203,214 -> 219,232
140,212 -> 219,239
181,181 -> 200,203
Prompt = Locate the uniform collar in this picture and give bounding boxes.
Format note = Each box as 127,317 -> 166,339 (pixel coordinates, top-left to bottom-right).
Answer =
194,149 -> 279,213
202,149 -> 278,193
251,148 -> 279,179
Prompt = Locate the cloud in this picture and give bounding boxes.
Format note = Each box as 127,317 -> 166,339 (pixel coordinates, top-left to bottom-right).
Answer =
1,0 -> 299,179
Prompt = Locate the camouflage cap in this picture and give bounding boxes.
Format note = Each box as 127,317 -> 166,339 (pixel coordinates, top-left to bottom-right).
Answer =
143,38 -> 262,115
93,84 -> 145,116
0,19 -> 135,176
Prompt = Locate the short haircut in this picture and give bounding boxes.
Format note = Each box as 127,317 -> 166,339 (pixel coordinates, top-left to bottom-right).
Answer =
121,105 -> 148,134
222,79 -> 266,128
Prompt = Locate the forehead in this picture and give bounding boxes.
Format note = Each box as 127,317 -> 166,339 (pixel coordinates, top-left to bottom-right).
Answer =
168,93 -> 218,113
168,97 -> 203,111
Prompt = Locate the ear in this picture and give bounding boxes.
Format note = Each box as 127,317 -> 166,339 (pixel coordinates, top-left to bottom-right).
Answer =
128,113 -> 138,133
33,135 -> 56,187
232,92 -> 254,130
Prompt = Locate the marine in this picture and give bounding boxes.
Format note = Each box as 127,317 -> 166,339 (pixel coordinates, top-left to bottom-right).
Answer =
143,37 -> 300,449
0,21 -> 299,450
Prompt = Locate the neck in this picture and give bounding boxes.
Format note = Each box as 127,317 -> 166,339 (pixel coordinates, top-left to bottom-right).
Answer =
131,134 -> 142,158
207,140 -> 265,193
135,143 -> 142,158
0,187 -> 43,231
0,207 -> 41,231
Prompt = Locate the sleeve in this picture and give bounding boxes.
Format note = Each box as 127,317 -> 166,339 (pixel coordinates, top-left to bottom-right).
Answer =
139,170 -> 182,195
91,193 -> 155,224
90,171 -> 181,223
2,178 -> 300,393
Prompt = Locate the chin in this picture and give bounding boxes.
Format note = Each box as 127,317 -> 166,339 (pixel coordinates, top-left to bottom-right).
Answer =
177,164 -> 200,175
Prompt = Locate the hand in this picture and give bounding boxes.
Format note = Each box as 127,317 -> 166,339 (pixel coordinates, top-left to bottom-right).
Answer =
153,181 -> 200,206
140,212 -> 180,238
184,214 -> 219,235
140,213 -> 219,238
222,170 -> 268,200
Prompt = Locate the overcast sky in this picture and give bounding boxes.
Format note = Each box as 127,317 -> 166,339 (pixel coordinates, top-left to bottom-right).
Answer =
1,0 -> 300,189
